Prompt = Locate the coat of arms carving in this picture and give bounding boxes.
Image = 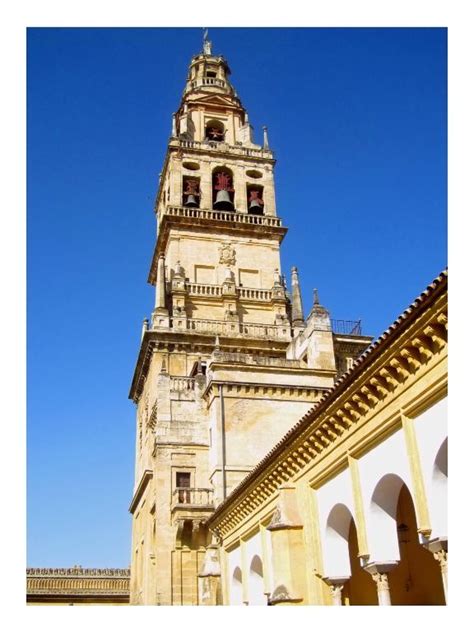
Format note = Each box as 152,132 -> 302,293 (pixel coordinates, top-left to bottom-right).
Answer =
218,242 -> 236,266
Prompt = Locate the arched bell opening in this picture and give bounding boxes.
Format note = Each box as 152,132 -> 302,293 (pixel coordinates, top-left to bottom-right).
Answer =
205,119 -> 225,142
248,554 -> 266,605
247,184 -> 264,215
212,167 -> 235,212
182,176 -> 200,208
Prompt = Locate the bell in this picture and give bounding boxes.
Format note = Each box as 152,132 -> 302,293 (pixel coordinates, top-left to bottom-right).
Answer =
249,198 -> 264,214
184,194 -> 199,208
214,189 -> 234,211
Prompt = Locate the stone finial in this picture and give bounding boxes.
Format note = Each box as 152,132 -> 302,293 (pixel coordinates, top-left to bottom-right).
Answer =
215,335 -> 220,351
291,266 -> 304,327
313,288 -> 319,305
263,125 -> 269,149
174,260 -> 185,276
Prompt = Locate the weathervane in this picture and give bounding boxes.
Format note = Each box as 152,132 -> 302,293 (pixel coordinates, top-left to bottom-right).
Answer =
203,28 -> 212,55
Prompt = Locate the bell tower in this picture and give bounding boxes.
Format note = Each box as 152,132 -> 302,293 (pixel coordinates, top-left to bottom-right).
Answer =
128,33 -> 370,606
148,32 -> 287,333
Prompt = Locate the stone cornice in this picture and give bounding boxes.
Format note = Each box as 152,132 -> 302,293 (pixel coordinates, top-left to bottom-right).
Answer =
207,271 -> 447,535
129,331 -> 289,402
203,380 -> 328,404
129,469 -> 153,514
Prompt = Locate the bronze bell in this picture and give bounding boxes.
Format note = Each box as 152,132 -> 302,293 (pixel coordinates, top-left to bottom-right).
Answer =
214,189 -> 234,211
249,197 -> 264,214
184,194 -> 199,208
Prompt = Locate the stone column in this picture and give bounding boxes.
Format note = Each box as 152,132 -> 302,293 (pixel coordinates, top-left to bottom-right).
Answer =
155,254 -> 166,310
322,576 -> 350,605
363,562 -> 398,606
423,537 -> 448,603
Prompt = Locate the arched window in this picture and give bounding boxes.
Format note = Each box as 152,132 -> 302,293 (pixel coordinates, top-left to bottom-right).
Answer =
247,185 -> 264,215
205,119 -> 225,142
182,177 -> 200,208
212,167 -> 234,211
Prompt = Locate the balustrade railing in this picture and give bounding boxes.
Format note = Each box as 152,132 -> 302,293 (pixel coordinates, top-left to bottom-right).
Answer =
170,376 -> 196,392
185,283 -> 222,297
237,287 -> 273,301
183,283 -> 273,302
163,205 -> 282,227
180,318 -> 290,340
170,138 -> 274,159
172,488 -> 214,507
189,77 -> 226,89
211,351 -> 306,368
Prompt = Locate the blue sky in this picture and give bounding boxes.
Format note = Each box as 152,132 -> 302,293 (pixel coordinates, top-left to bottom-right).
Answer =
27,27 -> 446,567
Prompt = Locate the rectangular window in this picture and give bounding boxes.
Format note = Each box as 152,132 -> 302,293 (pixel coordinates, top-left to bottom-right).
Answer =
176,472 -> 191,504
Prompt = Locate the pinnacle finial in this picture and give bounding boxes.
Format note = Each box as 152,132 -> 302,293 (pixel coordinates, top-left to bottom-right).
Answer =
203,28 -> 212,55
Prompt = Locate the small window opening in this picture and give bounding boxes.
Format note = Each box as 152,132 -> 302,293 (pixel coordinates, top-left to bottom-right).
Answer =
176,472 -> 191,503
213,167 -> 235,211
206,71 -> 217,78
247,185 -> 264,215
182,177 -> 200,208
205,119 -> 225,142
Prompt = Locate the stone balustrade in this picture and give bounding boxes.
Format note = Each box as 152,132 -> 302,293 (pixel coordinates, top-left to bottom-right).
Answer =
183,318 -> 291,340
184,283 -> 273,302
170,376 -> 196,392
171,137 -> 274,159
162,205 -> 282,227
210,351 -> 307,369
172,488 -> 214,507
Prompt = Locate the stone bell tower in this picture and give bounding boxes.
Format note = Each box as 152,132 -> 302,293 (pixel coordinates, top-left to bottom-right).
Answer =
128,32 -> 371,606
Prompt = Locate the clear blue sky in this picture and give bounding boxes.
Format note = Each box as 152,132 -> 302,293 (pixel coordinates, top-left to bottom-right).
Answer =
27,27 -> 446,567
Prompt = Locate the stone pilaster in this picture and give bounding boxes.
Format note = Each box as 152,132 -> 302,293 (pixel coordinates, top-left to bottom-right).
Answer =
267,486 -> 306,605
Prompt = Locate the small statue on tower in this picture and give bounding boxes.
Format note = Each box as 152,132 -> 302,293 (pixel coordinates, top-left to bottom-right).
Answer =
203,28 -> 212,56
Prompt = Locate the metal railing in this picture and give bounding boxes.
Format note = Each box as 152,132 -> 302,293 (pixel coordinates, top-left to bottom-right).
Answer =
172,488 -> 214,507
331,319 -> 362,335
